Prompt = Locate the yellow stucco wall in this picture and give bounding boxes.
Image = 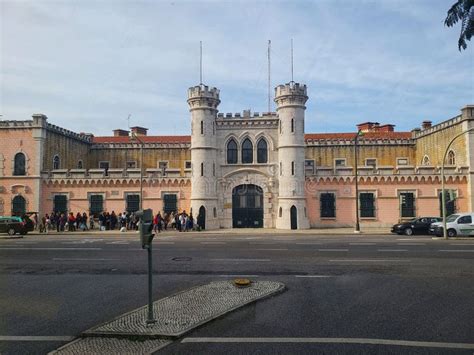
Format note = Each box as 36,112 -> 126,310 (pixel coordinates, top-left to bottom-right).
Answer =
305,144 -> 416,167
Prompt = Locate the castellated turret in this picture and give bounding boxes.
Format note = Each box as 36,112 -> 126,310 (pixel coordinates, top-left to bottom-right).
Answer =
187,84 -> 220,229
274,82 -> 310,229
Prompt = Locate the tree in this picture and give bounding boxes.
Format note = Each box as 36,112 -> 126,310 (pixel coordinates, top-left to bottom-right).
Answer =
445,0 -> 474,51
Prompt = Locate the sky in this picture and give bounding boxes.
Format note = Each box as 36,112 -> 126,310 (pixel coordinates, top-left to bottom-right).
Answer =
1,0 -> 473,136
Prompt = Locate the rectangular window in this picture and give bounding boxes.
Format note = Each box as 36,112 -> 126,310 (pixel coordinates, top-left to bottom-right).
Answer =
53,195 -> 68,214
163,194 -> 177,214
159,161 -> 168,176
305,160 -> 315,174
397,158 -> 408,166
360,192 -> 375,218
99,161 -> 109,176
366,158 -> 377,168
291,161 -> 295,175
320,193 -> 336,218
185,161 -> 192,169
126,194 -> 140,213
400,192 -> 415,218
126,161 -> 136,169
335,159 -> 346,167
89,195 -> 104,216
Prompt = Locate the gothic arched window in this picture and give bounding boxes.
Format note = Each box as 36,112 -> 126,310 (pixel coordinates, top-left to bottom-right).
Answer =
227,139 -> 238,164
77,160 -> 83,169
257,138 -> 268,163
448,150 -> 456,165
13,153 -> 26,176
53,155 -> 60,170
241,138 -> 253,164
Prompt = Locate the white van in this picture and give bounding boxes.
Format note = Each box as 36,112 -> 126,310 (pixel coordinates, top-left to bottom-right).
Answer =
430,213 -> 474,237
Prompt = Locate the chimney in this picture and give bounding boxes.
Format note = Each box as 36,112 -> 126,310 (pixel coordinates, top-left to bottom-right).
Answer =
422,121 -> 432,130
356,122 -> 379,132
130,126 -> 148,136
113,129 -> 130,137
377,124 -> 395,132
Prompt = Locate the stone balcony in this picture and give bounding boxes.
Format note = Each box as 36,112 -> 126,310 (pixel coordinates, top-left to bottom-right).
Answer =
310,165 -> 468,177
43,168 -> 186,179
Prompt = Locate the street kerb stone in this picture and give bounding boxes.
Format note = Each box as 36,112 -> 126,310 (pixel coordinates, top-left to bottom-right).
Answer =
84,280 -> 285,338
48,337 -> 171,355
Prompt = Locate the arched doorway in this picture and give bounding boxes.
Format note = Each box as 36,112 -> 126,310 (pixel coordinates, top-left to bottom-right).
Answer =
290,205 -> 297,230
232,184 -> 263,228
12,195 -> 26,216
198,206 -> 206,230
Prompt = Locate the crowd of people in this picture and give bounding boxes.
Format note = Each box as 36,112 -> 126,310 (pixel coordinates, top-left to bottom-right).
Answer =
35,210 -> 199,234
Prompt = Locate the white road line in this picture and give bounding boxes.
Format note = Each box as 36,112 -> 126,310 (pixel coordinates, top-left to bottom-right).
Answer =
106,242 -> 129,245
180,337 -> 474,350
439,249 -> 474,252
14,242 -> 38,244
349,243 -> 376,245
330,259 -> 411,262
397,243 -> 425,246
318,249 -> 349,252
52,258 -> 119,261
210,258 -> 271,262
0,335 -> 75,342
155,242 -> 175,245
295,275 -> 332,278
255,248 -> 288,251
200,242 -> 226,244
296,242 -> 321,245
217,275 -> 260,277
0,247 -> 102,250
449,243 -> 474,246
378,249 -> 408,252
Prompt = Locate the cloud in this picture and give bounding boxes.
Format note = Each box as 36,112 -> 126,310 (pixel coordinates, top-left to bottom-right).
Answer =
1,0 -> 472,136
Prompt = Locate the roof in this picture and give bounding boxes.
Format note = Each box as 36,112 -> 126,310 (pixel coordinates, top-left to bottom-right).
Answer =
304,132 -> 412,140
92,135 -> 191,144
92,132 -> 412,144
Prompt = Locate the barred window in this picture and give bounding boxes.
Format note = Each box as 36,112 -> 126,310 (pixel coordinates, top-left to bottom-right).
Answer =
227,139 -> 238,164
126,194 -> 140,213
14,153 -> 26,176
163,194 -> 177,214
320,193 -> 336,218
89,195 -> 104,216
360,192 -> 375,218
241,138 -> 253,164
400,192 -> 415,218
12,195 -> 26,216
257,139 -> 268,163
53,195 -> 67,214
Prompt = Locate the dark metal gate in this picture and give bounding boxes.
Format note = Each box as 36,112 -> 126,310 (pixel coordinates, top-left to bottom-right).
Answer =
232,184 -> 263,228
290,205 -> 297,230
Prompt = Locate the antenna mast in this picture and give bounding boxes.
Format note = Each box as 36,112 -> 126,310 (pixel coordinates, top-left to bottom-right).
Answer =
291,38 -> 294,83
267,40 -> 271,113
200,41 -> 203,85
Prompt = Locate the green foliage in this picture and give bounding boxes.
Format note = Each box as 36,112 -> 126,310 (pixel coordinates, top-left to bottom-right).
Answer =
445,0 -> 474,50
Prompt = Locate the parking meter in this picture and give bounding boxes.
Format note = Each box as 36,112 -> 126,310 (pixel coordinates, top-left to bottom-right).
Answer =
136,209 -> 155,249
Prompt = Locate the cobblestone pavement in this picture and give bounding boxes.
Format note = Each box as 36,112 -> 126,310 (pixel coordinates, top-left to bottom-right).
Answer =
49,337 -> 171,355
84,280 -> 285,337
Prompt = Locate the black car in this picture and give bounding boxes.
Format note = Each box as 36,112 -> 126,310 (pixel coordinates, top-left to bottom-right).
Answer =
391,217 -> 442,236
0,215 -> 34,236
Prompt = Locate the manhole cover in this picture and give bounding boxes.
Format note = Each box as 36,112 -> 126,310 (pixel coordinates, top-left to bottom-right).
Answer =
172,257 -> 192,261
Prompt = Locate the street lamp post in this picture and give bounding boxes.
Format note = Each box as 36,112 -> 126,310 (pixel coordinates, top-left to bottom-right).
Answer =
354,131 -> 361,233
441,127 -> 474,239
130,132 -> 144,210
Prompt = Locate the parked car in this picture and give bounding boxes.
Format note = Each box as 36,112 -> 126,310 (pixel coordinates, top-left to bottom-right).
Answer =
391,217 -> 442,236
0,215 -> 34,236
430,213 -> 474,237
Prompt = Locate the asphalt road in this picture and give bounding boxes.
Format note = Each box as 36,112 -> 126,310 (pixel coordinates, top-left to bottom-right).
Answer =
0,231 -> 473,354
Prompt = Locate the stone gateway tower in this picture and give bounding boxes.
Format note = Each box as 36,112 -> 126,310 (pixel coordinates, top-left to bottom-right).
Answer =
187,84 -> 221,229
275,82 -> 310,229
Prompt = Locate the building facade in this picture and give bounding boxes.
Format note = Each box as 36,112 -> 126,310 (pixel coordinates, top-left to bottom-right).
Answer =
0,80 -> 473,229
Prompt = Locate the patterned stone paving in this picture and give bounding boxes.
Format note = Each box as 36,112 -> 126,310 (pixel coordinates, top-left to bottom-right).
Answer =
48,337 -> 171,355
85,280 -> 285,337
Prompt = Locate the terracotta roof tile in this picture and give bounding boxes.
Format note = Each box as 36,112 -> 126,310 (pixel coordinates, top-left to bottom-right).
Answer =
92,135 -> 191,144
304,132 -> 412,140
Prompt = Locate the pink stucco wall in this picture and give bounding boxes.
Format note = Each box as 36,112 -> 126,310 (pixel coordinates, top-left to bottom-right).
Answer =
306,177 -> 468,228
